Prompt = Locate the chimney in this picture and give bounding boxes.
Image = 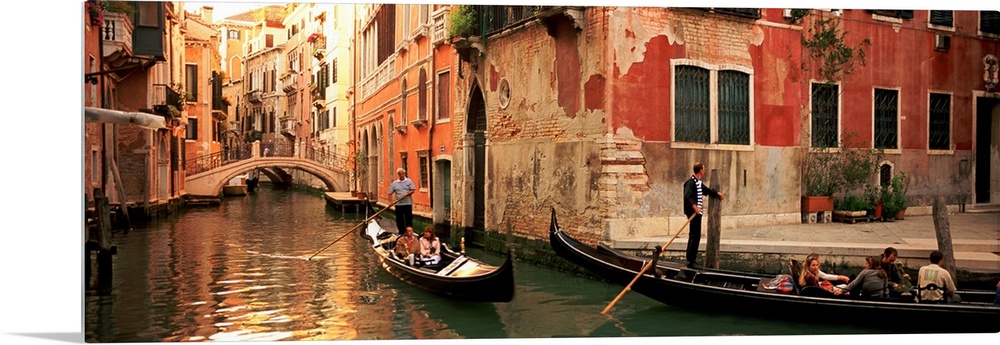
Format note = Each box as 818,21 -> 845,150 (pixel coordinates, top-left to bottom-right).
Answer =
201,6 -> 214,23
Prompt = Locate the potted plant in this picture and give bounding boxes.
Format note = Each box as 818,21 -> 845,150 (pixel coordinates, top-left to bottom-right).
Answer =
881,171 -> 908,220
801,148 -> 840,213
353,147 -> 368,197
834,194 -> 872,222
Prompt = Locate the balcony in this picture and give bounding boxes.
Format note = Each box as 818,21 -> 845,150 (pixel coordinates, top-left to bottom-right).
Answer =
152,84 -> 182,117
309,34 -> 326,60
280,117 -> 297,137
102,12 -> 133,58
281,72 -> 298,94
247,90 -> 262,104
431,7 -> 450,45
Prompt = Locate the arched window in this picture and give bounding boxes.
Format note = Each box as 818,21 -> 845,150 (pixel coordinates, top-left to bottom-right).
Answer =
418,68 -> 427,120
401,78 -> 408,123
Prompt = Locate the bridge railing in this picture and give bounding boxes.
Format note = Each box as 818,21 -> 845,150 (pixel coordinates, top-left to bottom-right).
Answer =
303,148 -> 350,172
260,141 -> 293,157
185,143 -> 253,175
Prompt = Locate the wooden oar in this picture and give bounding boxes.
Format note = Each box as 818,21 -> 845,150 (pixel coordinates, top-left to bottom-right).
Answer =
600,213 -> 697,315
307,190 -> 414,260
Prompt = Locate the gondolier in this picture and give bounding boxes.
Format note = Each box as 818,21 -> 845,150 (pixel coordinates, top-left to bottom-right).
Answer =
388,168 -> 416,234
682,162 -> 723,269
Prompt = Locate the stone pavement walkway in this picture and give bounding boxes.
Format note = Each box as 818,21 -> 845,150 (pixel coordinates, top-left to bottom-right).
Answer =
609,210 -> 1000,273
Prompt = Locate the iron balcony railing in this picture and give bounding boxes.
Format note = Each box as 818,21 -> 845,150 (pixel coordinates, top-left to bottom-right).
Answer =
303,148 -> 350,172
152,84 -> 183,117
476,5 -> 537,37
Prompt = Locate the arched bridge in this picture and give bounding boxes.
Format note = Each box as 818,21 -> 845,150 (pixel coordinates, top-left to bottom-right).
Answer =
185,141 -> 351,197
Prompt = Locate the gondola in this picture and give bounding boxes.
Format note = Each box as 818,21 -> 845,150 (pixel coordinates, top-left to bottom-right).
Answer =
548,208 -> 1000,333
359,213 -> 515,303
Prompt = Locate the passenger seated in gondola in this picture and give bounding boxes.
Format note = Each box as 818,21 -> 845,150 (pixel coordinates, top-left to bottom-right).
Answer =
799,253 -> 844,296
395,226 -> 419,261
418,226 -> 442,266
916,250 -> 957,303
842,256 -> 889,298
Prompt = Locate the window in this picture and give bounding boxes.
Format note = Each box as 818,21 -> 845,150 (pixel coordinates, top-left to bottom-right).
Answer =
929,93 -> 951,150
418,68 -> 427,121
91,150 -> 99,186
811,83 -> 839,148
332,107 -> 337,128
874,88 -> 899,150
187,118 -> 198,140
401,78 -> 408,123
437,71 -> 450,120
89,56 -> 96,107
266,34 -> 274,48
400,151 -> 409,177
418,151 -> 429,188
331,59 -> 338,84
137,1 -> 158,27
185,64 -> 198,102
981,11 -> 1000,35
673,62 -> 752,146
929,10 -> 953,27
228,29 -> 240,39
870,10 -> 914,19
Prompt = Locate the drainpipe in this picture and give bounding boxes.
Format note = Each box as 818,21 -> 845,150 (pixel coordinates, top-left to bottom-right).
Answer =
427,41 -> 435,221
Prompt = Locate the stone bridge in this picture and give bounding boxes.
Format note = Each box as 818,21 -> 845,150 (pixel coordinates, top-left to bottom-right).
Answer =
185,142 -> 350,197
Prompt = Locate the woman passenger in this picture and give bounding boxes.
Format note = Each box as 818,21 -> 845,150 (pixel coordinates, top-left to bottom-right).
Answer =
843,256 -> 889,298
799,253 -> 844,296
419,226 -> 441,265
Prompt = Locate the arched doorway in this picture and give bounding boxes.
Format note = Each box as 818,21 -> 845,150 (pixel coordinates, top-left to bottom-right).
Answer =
467,83 -> 487,229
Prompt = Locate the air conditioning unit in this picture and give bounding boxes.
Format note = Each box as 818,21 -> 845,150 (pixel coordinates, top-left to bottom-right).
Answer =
934,33 -> 951,52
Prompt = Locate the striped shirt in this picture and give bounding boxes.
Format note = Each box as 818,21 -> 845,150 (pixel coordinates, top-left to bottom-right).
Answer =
693,176 -> 704,214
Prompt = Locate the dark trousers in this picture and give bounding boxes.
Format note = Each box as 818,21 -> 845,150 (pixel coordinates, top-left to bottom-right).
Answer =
685,213 -> 702,265
395,205 -> 413,233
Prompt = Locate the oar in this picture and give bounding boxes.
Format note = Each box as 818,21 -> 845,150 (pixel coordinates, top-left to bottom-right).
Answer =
308,190 -> 414,260
600,213 -> 697,315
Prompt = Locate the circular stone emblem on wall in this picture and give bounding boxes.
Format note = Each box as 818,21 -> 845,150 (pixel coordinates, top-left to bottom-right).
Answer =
498,78 -> 511,109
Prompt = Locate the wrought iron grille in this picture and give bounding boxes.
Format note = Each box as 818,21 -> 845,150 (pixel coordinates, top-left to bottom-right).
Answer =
478,6 -> 537,37
675,65 -> 710,143
929,93 -> 951,150
811,83 -> 839,148
718,70 -> 750,144
874,89 -> 899,149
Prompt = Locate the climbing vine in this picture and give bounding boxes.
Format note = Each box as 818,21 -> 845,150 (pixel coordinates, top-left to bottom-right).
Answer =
801,14 -> 871,82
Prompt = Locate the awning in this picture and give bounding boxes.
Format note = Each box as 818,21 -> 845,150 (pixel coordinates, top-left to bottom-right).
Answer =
84,107 -> 165,130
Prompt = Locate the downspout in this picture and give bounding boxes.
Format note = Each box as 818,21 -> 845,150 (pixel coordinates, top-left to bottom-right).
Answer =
427,37 -> 435,222
352,6 -> 358,193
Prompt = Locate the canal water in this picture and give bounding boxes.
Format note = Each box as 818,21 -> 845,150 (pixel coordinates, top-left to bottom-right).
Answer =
84,187 -> 887,342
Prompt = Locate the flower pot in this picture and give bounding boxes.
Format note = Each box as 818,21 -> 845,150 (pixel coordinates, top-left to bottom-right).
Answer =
874,203 -> 883,219
895,208 -> 906,220
801,196 -> 834,213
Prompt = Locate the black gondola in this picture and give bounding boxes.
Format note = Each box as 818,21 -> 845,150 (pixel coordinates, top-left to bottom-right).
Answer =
359,215 -> 515,303
548,208 -> 1000,333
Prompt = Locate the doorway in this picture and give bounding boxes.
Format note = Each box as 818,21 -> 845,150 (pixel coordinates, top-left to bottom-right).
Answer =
467,84 -> 487,229
975,96 -> 998,204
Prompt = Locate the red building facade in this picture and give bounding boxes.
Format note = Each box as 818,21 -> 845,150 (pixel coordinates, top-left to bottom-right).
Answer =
447,7 -> 1000,244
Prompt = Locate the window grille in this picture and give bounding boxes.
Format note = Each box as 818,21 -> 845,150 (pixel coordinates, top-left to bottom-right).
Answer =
874,89 -> 899,149
674,65 -> 710,143
929,93 -> 951,150
811,83 -> 839,148
718,71 -> 750,144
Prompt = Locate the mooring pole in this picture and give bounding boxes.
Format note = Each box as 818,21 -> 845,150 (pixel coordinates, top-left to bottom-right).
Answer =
94,188 -> 115,294
706,169 -> 722,269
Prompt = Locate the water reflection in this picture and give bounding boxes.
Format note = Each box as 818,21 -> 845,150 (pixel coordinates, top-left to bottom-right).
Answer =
85,188 -> 880,342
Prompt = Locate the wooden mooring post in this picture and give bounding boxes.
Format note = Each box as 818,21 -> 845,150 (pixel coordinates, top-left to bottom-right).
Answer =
92,188 -> 117,293
932,195 -> 957,278
706,169 -> 722,269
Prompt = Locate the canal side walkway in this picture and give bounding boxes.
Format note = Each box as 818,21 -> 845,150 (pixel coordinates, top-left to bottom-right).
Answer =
608,209 -> 1000,275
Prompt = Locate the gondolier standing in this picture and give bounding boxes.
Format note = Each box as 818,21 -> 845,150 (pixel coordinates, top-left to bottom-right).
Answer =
682,162 -> 723,269
388,168 -> 417,233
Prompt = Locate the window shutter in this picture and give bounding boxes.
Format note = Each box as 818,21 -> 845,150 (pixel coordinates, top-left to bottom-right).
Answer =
930,10 -> 953,27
